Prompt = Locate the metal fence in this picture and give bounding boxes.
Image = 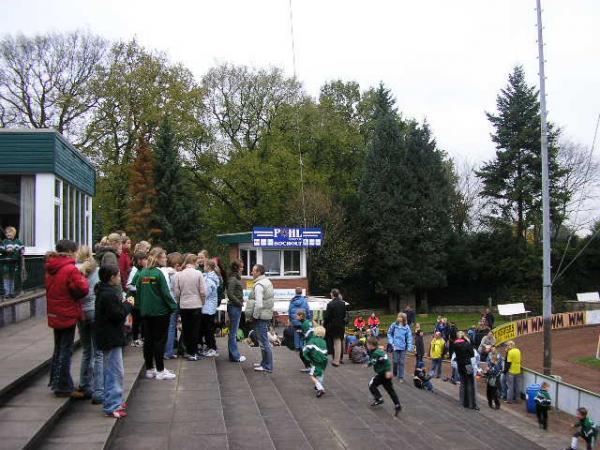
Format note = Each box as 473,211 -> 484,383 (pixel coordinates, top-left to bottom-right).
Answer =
522,367 -> 600,417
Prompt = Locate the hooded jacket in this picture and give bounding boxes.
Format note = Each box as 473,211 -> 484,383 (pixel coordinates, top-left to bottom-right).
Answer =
45,253 -> 89,329
94,281 -> 132,350
288,294 -> 312,327
202,270 -> 220,315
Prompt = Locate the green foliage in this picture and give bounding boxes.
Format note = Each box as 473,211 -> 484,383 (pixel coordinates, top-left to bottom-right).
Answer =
477,66 -> 569,243
153,118 -> 201,252
359,85 -> 457,307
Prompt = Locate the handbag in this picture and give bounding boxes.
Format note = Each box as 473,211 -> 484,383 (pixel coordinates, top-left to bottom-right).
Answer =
386,343 -> 394,353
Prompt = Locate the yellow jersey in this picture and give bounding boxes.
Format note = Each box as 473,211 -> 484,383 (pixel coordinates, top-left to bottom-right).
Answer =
430,338 -> 445,359
507,348 -> 521,374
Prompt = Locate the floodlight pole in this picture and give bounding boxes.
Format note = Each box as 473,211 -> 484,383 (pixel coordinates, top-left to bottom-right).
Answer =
536,0 -> 552,376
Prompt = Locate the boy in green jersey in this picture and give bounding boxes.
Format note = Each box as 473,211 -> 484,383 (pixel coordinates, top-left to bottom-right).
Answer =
365,336 -> 401,416
566,407 -> 597,450
302,325 -> 328,397
535,382 -> 551,430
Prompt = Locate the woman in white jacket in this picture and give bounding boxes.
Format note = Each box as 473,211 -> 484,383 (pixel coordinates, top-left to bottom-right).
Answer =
173,254 -> 206,361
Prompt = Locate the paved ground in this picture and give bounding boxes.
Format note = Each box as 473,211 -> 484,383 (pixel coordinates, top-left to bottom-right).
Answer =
109,339 -> 548,450
514,325 -> 600,392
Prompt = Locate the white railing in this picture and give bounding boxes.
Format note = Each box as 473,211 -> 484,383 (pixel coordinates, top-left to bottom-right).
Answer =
521,367 -> 600,417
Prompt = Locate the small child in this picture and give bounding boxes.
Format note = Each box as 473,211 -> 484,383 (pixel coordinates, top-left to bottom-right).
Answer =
268,326 -> 281,346
414,328 -> 424,363
365,336 -> 402,416
413,361 -> 433,391
302,325 -> 328,398
94,264 -> 133,418
565,407 -> 597,450
296,309 -> 313,372
535,382 -> 551,430
0,226 -> 24,299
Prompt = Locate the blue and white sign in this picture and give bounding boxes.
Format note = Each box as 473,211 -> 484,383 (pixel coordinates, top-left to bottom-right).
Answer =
253,227 -> 323,248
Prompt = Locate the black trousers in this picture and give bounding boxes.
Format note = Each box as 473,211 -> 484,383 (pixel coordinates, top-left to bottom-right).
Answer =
200,313 -> 216,350
180,308 -> 202,356
298,349 -> 310,368
536,405 -> 548,429
487,383 -> 500,409
458,367 -> 477,409
131,307 -> 143,340
369,374 -> 400,407
142,315 -> 170,372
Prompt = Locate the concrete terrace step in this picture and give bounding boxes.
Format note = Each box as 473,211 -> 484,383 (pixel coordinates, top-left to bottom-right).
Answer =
0,317 -> 60,404
242,365 -> 312,449
110,356 -> 229,450
37,346 -> 144,450
215,357 -> 275,450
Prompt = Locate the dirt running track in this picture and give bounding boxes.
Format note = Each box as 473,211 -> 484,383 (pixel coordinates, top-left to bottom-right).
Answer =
514,325 -> 600,393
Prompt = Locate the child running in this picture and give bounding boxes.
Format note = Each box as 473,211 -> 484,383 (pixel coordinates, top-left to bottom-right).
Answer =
565,407 -> 597,450
365,336 -> 402,416
302,325 -> 328,398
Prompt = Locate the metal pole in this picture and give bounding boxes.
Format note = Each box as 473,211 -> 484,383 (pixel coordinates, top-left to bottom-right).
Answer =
536,0 -> 552,375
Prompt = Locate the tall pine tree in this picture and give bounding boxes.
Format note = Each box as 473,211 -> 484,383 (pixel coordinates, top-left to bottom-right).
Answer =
477,66 -> 568,243
128,138 -> 160,242
153,117 -> 199,251
359,85 -> 455,311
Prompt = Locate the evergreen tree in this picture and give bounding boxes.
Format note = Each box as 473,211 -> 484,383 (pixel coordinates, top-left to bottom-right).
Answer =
127,138 -> 160,242
153,118 -> 199,251
359,85 -> 455,311
476,65 -> 568,243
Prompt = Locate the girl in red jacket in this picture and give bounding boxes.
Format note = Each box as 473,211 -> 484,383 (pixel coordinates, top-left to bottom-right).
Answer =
46,239 -> 89,398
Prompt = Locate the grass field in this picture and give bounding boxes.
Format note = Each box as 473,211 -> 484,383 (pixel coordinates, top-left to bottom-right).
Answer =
574,356 -> 600,371
351,312 -> 508,333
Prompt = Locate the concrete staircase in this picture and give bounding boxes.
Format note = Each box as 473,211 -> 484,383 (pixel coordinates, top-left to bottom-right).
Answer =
0,320 -> 562,449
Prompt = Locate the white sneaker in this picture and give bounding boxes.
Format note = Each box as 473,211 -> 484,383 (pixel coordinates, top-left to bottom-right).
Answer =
254,366 -> 271,373
205,349 -> 218,357
237,356 -> 247,362
155,369 -> 177,380
253,363 -> 261,367
145,369 -> 157,379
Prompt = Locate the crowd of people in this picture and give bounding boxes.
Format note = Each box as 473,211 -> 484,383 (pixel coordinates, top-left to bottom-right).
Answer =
41,232 -> 597,448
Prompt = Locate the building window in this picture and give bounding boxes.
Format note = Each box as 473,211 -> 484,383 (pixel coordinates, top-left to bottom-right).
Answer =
262,250 -> 281,277
0,175 -> 35,246
283,250 -> 301,276
240,248 -> 257,277
54,177 -> 89,247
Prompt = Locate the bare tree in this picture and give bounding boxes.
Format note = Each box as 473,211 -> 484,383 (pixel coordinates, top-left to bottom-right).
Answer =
201,63 -> 301,156
453,157 -> 485,233
0,31 -> 108,140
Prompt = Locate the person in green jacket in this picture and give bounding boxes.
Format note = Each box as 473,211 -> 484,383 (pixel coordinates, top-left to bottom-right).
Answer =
135,247 -> 177,381
0,226 -> 24,299
566,407 -> 597,450
365,336 -> 401,416
302,325 -> 328,398
535,382 -> 552,430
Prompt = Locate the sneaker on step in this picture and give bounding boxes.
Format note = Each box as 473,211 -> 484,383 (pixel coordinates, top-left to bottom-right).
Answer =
394,404 -> 402,416
156,369 -> 177,380
300,368 -> 311,373
204,349 -> 218,357
236,356 -> 247,362
253,362 -> 261,367
105,408 -> 127,419
370,398 -> 384,407
254,366 -> 271,372
145,369 -> 157,379
316,389 -> 325,398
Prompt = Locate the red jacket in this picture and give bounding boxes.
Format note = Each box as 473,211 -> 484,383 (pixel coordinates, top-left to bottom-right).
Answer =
45,254 -> 89,329
119,250 -> 132,291
368,316 -> 380,327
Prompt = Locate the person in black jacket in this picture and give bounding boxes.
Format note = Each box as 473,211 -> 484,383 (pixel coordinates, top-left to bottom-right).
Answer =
95,264 -> 132,418
414,327 -> 425,363
324,288 -> 346,366
452,331 -> 479,410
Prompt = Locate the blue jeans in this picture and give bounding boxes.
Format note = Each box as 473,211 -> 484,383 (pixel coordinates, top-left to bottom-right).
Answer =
393,349 -> 407,380
430,358 -> 442,378
506,373 -> 521,402
164,311 -> 178,358
255,320 -> 273,372
3,276 -> 15,296
50,326 -> 76,394
102,347 -> 124,414
227,305 -> 242,361
77,311 -> 104,399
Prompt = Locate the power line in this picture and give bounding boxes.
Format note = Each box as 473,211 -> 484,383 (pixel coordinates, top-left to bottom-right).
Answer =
288,0 -> 307,229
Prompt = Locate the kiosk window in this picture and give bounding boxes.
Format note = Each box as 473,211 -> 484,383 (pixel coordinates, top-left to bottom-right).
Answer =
262,250 -> 281,276
240,248 -> 256,277
283,250 -> 300,276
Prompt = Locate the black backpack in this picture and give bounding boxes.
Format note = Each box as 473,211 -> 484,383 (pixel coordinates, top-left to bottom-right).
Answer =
282,326 -> 296,351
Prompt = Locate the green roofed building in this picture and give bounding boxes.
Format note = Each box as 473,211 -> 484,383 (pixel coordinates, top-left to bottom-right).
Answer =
0,129 -> 95,259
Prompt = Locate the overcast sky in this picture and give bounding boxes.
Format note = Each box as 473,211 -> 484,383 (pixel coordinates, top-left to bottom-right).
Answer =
2,0 -> 599,165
